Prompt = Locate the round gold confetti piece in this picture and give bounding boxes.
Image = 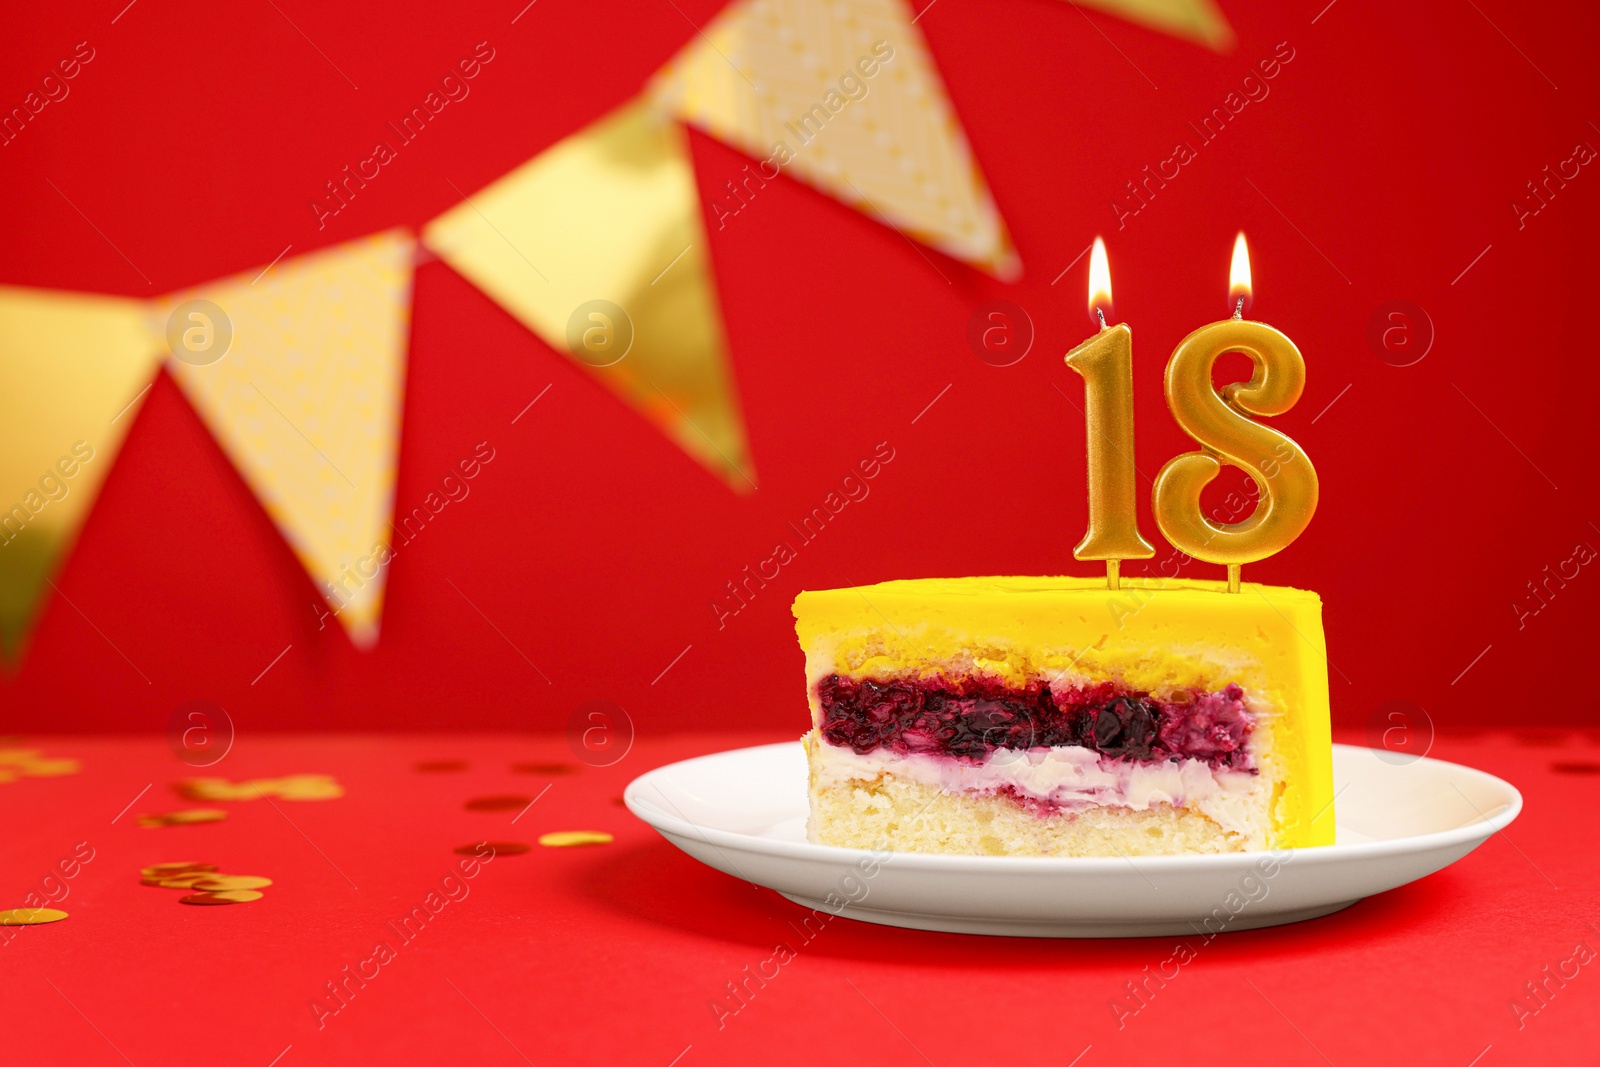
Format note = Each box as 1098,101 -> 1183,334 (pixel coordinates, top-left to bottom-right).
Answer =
538,831 -> 614,848
275,788 -> 343,801
464,795 -> 531,812
455,841 -> 530,856
415,760 -> 468,773
192,875 -> 272,891
141,862 -> 216,877
273,776 -> 344,800
164,809 -> 228,824
0,907 -> 68,925
19,759 -> 80,777
153,872 -> 220,888
179,890 -> 264,905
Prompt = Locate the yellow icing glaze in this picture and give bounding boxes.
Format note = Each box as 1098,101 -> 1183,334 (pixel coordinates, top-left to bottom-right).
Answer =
793,576 -> 1335,849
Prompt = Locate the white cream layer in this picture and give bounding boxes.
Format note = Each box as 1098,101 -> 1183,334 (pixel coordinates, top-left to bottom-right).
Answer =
812,739 -> 1268,838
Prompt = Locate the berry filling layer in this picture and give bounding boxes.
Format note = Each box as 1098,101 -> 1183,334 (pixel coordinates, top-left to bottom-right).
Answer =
816,675 -> 1254,769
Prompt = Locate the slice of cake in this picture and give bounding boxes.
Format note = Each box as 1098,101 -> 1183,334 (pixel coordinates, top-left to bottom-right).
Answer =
793,576 -> 1335,857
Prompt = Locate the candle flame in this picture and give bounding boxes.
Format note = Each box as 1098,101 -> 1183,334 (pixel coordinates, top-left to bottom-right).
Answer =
1228,231 -> 1252,313
1088,236 -> 1112,323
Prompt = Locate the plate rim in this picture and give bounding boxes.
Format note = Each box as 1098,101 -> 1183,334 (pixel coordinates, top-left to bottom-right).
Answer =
625,741 -> 1523,871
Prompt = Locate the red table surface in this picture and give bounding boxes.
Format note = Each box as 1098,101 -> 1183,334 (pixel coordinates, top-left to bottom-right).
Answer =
3,728 -> 1597,1066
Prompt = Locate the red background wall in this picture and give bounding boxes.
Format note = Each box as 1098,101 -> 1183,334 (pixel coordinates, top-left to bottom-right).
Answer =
3,0 -> 1597,734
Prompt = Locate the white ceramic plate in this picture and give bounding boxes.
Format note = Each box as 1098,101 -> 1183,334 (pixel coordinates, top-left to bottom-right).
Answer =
625,742 -> 1521,938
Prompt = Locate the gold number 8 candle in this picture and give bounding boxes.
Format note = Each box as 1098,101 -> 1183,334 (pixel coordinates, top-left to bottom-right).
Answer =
1152,233 -> 1319,592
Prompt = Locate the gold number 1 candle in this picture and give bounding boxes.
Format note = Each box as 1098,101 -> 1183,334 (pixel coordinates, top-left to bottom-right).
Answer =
1152,233 -> 1319,592
1064,237 -> 1155,589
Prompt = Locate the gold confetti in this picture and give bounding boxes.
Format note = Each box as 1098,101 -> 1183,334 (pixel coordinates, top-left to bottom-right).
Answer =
180,890 -> 264,905
455,841 -> 530,856
175,778 -> 248,801
140,862 -> 216,877
191,875 -> 272,891
157,872 -> 225,889
165,809 -> 227,823
145,874 -> 208,889
137,809 -> 228,829
140,864 -> 272,905
538,831 -> 613,848
19,758 -> 80,777
177,773 -> 342,802
0,746 -> 81,782
0,907 -> 68,925
272,774 -> 343,800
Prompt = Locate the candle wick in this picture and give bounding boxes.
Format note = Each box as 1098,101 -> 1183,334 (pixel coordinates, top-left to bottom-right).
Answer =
1095,307 -> 1107,329
1232,297 -> 1244,320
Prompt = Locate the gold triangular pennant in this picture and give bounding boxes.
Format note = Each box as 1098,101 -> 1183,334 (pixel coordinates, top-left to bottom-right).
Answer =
1076,0 -> 1233,51
0,287 -> 161,659
650,0 -> 1019,279
152,230 -> 415,646
423,97 -> 756,491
